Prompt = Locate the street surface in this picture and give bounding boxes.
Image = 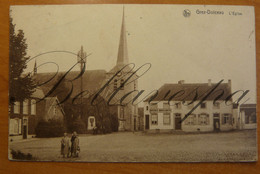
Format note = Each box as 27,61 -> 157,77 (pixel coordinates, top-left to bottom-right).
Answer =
9,130 -> 257,162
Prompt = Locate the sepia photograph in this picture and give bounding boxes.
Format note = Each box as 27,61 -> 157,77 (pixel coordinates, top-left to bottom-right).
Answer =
8,4 -> 257,162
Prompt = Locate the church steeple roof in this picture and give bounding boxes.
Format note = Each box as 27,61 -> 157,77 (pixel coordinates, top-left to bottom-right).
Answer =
116,7 -> 128,65
33,60 -> 37,75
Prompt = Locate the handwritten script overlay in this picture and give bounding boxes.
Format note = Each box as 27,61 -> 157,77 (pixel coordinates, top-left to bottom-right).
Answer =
17,51 -> 250,123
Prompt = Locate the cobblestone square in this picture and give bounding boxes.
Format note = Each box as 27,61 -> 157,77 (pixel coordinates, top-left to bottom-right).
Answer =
9,130 -> 257,162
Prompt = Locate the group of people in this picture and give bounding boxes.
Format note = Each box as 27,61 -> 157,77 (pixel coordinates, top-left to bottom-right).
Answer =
61,131 -> 80,158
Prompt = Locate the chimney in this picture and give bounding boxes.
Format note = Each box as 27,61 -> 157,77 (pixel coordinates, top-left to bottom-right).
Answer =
208,79 -> 212,86
228,79 -> 231,88
178,80 -> 185,84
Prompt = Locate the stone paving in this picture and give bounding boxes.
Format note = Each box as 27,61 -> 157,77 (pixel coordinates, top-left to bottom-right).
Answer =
9,130 -> 257,162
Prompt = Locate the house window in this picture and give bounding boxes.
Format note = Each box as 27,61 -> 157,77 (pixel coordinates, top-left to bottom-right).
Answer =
249,112 -> 256,123
222,113 -> 232,124
146,106 -> 149,111
31,99 -> 36,115
198,113 -> 209,125
151,114 -> 158,125
185,114 -> 196,125
200,102 -> 206,109
9,118 -> 20,135
23,118 -> 28,126
163,114 -> 170,125
213,102 -> 220,109
120,79 -> 124,90
245,112 -> 256,124
23,99 -> 29,114
14,118 -> 19,134
13,101 -> 20,114
114,79 -> 117,90
174,102 -> 181,109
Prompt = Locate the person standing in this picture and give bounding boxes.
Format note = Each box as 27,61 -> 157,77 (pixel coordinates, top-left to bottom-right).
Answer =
71,131 -> 80,157
61,133 -> 70,158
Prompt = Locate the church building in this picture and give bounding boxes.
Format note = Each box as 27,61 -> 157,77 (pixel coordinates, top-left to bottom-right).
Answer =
34,9 -> 140,132
105,9 -> 139,131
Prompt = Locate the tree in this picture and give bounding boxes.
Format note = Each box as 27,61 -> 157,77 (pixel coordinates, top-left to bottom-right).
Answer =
35,119 -> 65,137
9,17 -> 35,104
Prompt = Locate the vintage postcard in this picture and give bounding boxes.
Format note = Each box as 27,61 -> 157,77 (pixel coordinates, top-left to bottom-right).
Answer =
8,4 -> 257,162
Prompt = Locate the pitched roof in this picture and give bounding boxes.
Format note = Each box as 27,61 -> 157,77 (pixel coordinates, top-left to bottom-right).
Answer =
240,104 -> 256,109
108,8 -> 131,75
108,63 -> 135,74
144,82 -> 232,102
35,70 -> 107,98
31,88 -> 45,99
45,97 -> 65,116
116,7 -> 128,66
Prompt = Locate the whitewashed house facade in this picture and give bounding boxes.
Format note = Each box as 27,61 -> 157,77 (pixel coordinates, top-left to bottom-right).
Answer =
143,80 -> 239,132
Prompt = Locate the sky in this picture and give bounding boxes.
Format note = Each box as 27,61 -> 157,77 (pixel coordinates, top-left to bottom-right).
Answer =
10,4 -> 256,104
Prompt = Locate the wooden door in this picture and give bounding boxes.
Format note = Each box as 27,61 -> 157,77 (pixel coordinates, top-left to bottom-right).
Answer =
175,116 -> 182,130
145,115 -> 149,129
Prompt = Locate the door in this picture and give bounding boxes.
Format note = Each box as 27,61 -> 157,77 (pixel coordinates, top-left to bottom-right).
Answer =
134,117 -> 136,131
145,115 -> 149,129
23,126 -> 27,139
22,117 -> 28,139
175,114 -> 182,130
213,113 -> 220,131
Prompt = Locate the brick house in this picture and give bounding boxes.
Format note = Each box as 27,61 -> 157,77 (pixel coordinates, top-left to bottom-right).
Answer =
9,88 -> 65,139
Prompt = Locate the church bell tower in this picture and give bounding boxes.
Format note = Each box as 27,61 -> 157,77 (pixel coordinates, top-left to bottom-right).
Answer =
107,8 -> 139,131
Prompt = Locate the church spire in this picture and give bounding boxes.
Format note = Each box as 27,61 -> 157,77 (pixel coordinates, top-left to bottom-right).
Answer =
33,60 -> 37,75
116,7 -> 129,65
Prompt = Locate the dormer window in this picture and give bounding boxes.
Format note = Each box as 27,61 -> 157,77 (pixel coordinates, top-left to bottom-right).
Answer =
200,102 -> 206,109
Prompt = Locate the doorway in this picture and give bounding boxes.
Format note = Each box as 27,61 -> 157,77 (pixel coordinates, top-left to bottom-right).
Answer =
145,115 -> 149,129
134,117 -> 136,131
23,126 -> 27,139
22,117 -> 28,139
175,114 -> 182,130
213,113 -> 220,131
